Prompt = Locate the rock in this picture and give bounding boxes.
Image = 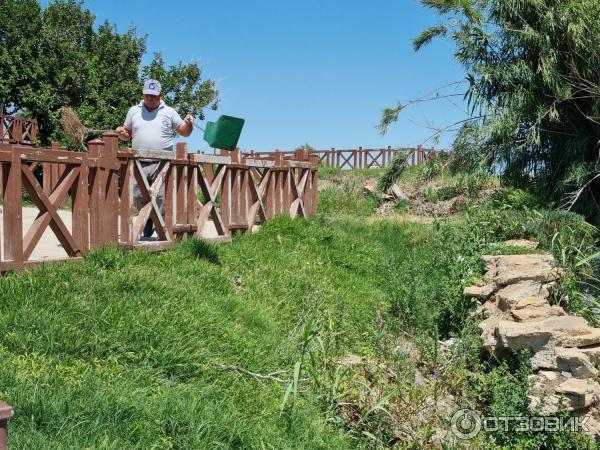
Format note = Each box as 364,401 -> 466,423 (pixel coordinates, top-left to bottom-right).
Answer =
390,184 -> 408,201
556,348 -> 598,378
514,297 -> 549,309
531,345 -> 560,370
530,393 -> 583,414
495,316 -> 600,349
502,239 -> 539,249
464,284 -> 495,300
496,281 -> 551,311
511,304 -> 566,322
579,345 -> 600,366
476,299 -> 504,319
494,320 -> 552,351
539,370 -> 560,381
555,378 -> 600,409
363,183 -> 376,194
542,316 -> 600,348
439,338 -> 460,356
478,303 -> 511,351
481,254 -> 559,286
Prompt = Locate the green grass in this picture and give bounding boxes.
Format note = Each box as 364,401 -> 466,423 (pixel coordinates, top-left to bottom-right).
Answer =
0,214 -> 429,449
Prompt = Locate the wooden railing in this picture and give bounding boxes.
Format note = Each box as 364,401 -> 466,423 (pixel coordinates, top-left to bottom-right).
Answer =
0,401 -> 12,450
0,114 -> 37,145
244,145 -> 437,170
0,132 -> 318,271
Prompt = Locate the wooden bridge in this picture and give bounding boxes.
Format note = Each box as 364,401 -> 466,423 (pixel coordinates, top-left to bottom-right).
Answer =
0,118 -> 318,272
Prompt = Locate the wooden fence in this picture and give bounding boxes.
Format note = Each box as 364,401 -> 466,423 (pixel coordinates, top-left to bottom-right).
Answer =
1,114 -> 38,145
0,132 -> 318,272
244,145 -> 437,170
0,401 -> 12,450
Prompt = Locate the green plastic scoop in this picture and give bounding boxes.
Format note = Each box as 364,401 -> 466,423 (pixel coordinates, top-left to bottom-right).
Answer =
202,115 -> 245,151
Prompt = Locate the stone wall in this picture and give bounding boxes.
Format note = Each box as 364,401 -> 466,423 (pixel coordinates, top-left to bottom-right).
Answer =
465,245 -> 600,435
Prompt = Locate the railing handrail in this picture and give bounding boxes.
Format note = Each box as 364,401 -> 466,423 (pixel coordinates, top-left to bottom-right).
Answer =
0,134 -> 319,272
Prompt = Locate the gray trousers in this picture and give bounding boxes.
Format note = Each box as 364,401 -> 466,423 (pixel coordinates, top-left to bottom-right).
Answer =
133,161 -> 165,214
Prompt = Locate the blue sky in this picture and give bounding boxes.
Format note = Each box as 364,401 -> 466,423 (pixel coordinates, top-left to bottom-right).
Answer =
46,0 -> 469,152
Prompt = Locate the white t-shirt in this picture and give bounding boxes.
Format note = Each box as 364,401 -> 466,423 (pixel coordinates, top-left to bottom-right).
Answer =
124,100 -> 184,151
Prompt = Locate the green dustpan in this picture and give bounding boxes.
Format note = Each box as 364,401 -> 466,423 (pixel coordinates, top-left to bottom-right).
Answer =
203,115 -> 245,151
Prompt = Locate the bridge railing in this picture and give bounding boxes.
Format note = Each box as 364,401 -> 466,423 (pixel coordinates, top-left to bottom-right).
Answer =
244,145 -> 437,170
0,132 -> 318,271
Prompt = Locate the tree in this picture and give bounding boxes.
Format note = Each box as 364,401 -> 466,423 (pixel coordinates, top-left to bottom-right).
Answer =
142,52 -> 218,121
382,0 -> 600,224
0,0 -> 43,113
0,0 -> 218,146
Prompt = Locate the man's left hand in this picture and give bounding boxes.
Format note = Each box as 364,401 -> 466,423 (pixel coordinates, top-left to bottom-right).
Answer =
184,115 -> 194,125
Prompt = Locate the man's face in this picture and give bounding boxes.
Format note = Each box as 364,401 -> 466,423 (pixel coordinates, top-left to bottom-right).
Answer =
143,94 -> 161,111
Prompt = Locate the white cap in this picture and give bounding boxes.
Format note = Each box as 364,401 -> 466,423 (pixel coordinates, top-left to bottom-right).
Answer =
143,79 -> 162,96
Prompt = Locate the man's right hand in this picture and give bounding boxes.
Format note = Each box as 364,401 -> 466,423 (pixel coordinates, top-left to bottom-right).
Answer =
116,126 -> 131,141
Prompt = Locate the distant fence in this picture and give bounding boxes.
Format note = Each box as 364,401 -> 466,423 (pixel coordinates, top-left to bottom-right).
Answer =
1,113 -> 38,145
0,132 -> 318,272
244,145 -> 437,170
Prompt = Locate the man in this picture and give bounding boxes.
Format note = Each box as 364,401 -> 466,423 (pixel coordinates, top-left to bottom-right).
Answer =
116,79 -> 194,237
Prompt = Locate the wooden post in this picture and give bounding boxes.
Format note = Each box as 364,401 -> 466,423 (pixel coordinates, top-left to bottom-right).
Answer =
309,153 -> 318,215
417,144 -> 423,164
3,148 -> 23,266
187,155 -> 198,236
353,149 -> 357,169
358,146 -> 362,169
30,118 -> 37,143
72,152 -> 89,254
165,156 -> 175,238
11,117 -> 22,142
43,142 -> 60,196
118,158 -> 132,246
0,401 -> 13,450
103,132 -> 119,244
88,139 -> 104,249
220,149 -> 231,228
175,143 -> 187,232
359,147 -> 364,168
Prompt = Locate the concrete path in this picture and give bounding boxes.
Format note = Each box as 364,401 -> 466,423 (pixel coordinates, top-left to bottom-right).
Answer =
0,206 -> 222,262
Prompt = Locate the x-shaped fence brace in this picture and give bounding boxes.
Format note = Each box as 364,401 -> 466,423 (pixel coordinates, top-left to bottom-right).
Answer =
21,164 -> 82,259
337,151 -> 355,169
288,167 -> 310,219
131,159 -> 171,243
366,149 -> 384,168
196,163 -> 229,237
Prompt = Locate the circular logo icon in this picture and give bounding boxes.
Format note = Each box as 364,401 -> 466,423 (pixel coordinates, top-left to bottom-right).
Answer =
450,409 -> 482,439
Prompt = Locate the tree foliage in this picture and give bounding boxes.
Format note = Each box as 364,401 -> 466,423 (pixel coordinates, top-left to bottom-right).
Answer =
0,0 -> 218,146
390,0 -> 600,224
